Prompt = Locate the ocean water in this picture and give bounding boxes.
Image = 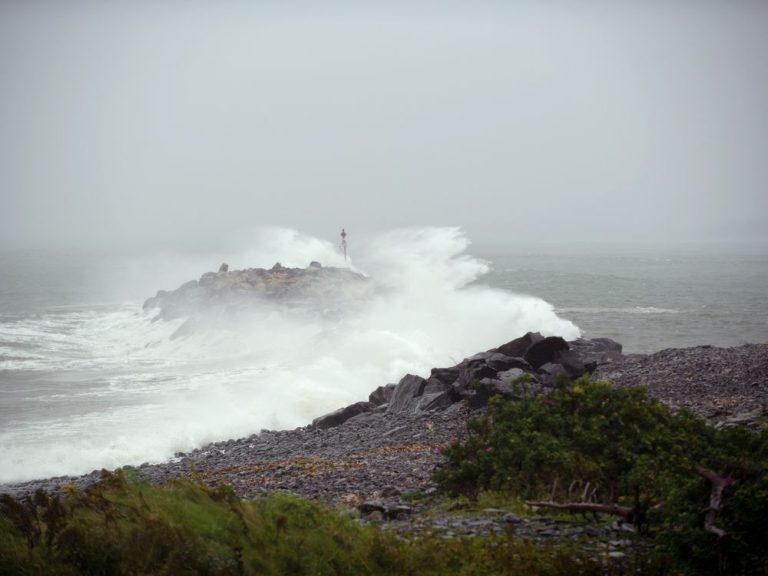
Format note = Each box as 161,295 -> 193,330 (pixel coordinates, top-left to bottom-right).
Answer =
1,229 -> 766,484
482,250 -> 768,353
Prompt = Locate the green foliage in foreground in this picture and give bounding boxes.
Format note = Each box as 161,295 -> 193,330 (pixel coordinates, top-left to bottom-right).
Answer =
434,377 -> 768,575
0,471 -> 665,576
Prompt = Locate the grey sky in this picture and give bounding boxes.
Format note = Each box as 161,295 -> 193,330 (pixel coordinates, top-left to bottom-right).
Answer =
1,1 -> 767,253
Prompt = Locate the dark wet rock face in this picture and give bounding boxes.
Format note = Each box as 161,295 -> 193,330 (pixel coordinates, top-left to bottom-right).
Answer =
312,401 -> 373,430
368,384 -> 396,406
493,331 -> 545,358
569,338 -> 624,372
377,334 -> 625,415
387,374 -> 428,413
523,336 -> 570,370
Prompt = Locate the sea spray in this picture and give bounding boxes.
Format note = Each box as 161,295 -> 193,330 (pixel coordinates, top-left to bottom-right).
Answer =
0,227 -> 579,483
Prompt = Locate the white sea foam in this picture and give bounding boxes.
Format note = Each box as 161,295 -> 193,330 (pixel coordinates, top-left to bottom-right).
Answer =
557,306 -> 680,315
0,227 -> 580,483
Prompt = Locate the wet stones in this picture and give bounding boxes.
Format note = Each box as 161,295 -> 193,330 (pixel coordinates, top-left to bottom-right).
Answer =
493,331 -> 545,358
594,343 -> 768,419
312,402 -> 374,430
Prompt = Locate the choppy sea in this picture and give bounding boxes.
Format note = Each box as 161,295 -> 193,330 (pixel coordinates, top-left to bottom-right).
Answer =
1,234 -> 766,483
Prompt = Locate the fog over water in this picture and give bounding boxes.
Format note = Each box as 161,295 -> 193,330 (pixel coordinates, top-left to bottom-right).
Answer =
0,228 -> 584,482
1,1 -> 767,253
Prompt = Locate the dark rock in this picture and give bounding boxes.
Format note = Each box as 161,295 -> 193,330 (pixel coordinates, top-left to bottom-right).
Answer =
369,384 -> 396,406
456,359 -> 497,389
486,353 -> 532,372
423,376 -> 450,394
428,367 -> 460,387
312,401 -> 373,429
494,332 -> 545,358
358,501 -> 386,515
538,362 -> 568,379
524,336 -> 569,369
569,338 -> 624,372
467,378 -> 517,408
308,261 -> 322,269
557,349 -> 586,376
496,367 -> 525,383
388,374 -> 428,413
503,512 -> 523,524
218,263 -> 229,273
416,391 -> 457,412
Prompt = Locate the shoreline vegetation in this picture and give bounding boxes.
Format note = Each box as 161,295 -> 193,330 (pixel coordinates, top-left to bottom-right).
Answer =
2,334 -> 767,575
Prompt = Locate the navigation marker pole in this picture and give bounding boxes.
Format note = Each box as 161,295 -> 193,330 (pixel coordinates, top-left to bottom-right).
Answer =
340,228 -> 348,263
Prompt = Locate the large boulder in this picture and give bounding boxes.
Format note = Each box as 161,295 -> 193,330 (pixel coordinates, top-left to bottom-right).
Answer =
568,338 -> 624,372
485,353 -> 532,372
428,366 -> 460,387
456,359 -> 498,388
494,332 -> 545,358
466,378 -> 518,408
312,401 -> 373,429
368,384 -> 396,406
415,390 -> 457,412
524,336 -> 570,370
387,374 -> 428,413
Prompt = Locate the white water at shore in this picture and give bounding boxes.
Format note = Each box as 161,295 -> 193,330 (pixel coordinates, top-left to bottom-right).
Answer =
0,228 -> 579,483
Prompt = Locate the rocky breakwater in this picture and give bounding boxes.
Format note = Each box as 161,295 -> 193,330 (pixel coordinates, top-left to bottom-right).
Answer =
143,261 -> 370,332
312,331 -> 625,430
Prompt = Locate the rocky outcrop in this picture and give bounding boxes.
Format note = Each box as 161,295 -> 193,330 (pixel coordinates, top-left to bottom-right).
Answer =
143,262 -> 369,321
311,332 -> 626,428
312,401 -> 374,430
368,384 -> 396,406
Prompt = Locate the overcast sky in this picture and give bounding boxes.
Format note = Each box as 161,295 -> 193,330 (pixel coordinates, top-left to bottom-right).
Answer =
1,1 -> 767,254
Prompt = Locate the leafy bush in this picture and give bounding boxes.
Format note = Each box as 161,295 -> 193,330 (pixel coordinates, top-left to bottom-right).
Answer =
434,376 -> 768,574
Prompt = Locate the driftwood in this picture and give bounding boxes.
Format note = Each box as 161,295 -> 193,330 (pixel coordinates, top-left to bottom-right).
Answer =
526,500 -> 636,523
696,466 -> 729,539
530,467 -> 731,538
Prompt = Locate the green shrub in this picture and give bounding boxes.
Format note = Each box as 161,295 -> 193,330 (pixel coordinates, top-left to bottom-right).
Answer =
434,377 -> 768,574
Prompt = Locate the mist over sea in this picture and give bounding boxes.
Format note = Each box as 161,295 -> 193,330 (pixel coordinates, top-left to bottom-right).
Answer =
1,229 -> 766,484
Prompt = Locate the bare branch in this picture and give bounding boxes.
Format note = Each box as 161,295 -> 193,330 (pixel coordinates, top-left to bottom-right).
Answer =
696,466 -> 729,539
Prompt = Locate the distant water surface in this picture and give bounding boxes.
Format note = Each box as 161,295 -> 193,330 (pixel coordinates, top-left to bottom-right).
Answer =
479,250 -> 768,353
